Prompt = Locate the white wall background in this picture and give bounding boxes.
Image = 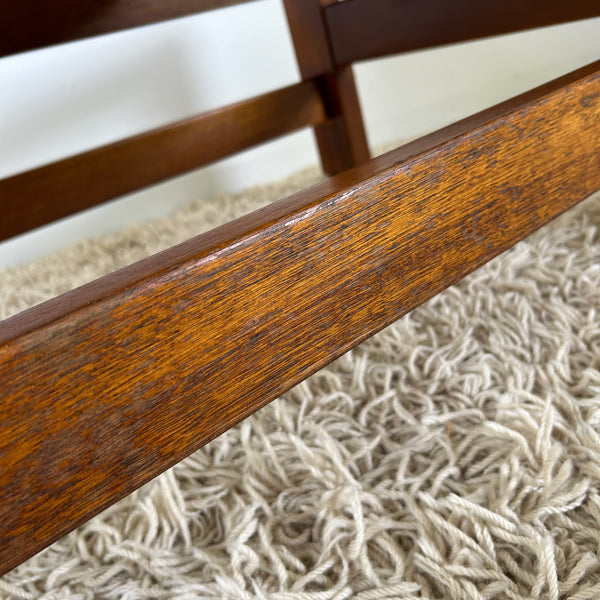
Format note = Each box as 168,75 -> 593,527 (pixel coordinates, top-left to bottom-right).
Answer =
0,0 -> 599,267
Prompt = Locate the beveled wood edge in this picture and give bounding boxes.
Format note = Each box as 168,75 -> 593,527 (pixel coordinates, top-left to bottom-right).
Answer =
0,80 -> 326,242
3,59 -> 599,344
1,59 -> 599,575
1,0 -> 260,58
324,0 -> 600,65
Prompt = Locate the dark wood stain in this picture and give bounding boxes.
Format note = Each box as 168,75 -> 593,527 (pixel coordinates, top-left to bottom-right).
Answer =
0,81 -> 326,241
1,0 -> 259,58
1,60 -> 599,575
283,0 -> 370,174
325,0 -> 600,65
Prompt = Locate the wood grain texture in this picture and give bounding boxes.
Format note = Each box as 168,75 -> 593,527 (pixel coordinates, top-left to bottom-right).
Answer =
325,0 -> 600,65
0,81 -> 326,241
2,60 -> 600,575
283,0 -> 370,174
1,0 -> 259,57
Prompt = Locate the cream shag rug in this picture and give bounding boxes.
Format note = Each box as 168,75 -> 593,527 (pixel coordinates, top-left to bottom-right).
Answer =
1,166 -> 600,600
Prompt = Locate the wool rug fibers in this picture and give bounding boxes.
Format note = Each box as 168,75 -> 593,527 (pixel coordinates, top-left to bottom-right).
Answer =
1,167 -> 600,600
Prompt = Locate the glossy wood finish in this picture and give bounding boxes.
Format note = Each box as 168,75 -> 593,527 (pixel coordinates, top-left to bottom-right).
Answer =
0,81 -> 326,242
325,0 -> 600,65
2,61 -> 599,575
1,0 -> 258,57
283,0 -> 370,174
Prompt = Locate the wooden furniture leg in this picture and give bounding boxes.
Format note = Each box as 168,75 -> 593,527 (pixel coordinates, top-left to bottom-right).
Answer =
283,0 -> 370,174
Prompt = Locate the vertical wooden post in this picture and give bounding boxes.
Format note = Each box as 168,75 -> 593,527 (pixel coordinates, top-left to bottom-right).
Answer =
283,0 -> 370,175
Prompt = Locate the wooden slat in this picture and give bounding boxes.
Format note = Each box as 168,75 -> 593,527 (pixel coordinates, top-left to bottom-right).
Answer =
325,0 -> 600,65
283,0 -> 370,175
1,0 -> 259,58
1,60 -> 600,575
0,81 -> 326,242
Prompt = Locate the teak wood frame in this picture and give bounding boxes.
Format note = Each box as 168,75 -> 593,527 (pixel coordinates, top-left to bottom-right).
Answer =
1,0 -> 599,577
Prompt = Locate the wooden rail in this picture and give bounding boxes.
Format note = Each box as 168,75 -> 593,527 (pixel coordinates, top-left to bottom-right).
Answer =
1,60 -> 599,574
0,81 -> 326,241
325,0 -> 600,65
1,0 -> 259,57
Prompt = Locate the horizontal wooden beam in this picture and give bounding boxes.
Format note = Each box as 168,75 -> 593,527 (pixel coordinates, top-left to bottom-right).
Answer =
1,0 -> 259,57
325,0 -> 600,65
0,81 -> 326,241
1,60 -> 600,575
